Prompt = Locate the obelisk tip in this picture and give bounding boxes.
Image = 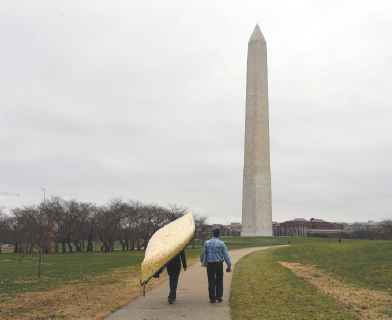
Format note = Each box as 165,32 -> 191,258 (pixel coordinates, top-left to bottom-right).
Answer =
249,24 -> 265,42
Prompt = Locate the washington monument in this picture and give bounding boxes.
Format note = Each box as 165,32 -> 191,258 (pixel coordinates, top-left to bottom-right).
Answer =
242,25 -> 272,236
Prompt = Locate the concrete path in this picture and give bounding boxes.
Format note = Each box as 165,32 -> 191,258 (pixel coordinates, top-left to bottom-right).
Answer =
106,246 -> 274,320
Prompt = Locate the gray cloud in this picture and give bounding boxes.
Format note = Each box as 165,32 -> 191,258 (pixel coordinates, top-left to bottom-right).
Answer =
1,0 -> 392,224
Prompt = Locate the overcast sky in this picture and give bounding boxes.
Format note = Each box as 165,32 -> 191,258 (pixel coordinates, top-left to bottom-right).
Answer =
1,1 -> 392,224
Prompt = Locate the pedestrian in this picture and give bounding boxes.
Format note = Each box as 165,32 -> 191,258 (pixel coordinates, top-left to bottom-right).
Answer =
153,250 -> 187,304
200,228 -> 231,303
338,237 -> 341,243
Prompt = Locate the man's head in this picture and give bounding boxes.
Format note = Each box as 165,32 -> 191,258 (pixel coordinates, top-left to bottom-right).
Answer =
213,228 -> 220,238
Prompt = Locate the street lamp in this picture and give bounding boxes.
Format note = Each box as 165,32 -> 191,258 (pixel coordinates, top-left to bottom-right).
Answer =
38,187 -> 47,276
39,187 -> 46,202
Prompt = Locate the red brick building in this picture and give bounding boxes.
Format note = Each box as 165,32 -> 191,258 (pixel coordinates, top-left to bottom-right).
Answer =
274,218 -> 338,236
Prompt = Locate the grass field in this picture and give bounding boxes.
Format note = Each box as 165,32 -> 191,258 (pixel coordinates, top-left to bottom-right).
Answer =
230,240 -> 392,319
0,245 -> 205,319
0,246 -> 206,297
2,237 -> 390,319
0,250 -> 145,297
0,238 -> 274,319
0,237 -> 315,297
271,241 -> 392,292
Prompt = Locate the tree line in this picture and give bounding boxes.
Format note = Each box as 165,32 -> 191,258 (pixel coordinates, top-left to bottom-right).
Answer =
308,220 -> 392,240
339,220 -> 392,240
0,197 -> 209,254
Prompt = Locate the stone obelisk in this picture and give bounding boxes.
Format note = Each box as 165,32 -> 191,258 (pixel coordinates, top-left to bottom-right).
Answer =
242,25 -> 272,236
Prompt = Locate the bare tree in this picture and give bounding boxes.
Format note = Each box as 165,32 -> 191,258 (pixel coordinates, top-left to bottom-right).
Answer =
44,197 -> 83,253
116,202 -> 139,251
127,200 -> 145,250
167,203 -> 188,220
0,209 -> 8,254
6,208 -> 32,253
192,214 -> 209,248
2,196 -> 198,256
96,199 -> 127,252
75,202 -> 98,251
381,219 -> 392,240
136,204 -> 175,250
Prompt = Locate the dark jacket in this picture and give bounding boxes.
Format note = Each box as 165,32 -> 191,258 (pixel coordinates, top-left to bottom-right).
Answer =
167,250 -> 187,275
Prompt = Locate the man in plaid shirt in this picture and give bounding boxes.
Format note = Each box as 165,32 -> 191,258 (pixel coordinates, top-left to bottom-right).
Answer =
200,228 -> 231,303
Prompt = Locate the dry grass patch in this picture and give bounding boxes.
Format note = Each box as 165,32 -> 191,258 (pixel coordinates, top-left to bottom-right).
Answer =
280,262 -> 392,319
1,257 -> 200,320
0,268 -> 168,320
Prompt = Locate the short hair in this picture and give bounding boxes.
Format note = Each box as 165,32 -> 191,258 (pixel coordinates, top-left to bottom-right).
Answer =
213,228 -> 220,237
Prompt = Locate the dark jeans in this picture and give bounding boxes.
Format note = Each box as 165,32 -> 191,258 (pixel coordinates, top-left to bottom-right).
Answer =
207,262 -> 223,301
168,271 -> 180,300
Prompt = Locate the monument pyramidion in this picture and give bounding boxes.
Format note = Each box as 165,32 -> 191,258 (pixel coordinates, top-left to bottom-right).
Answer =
242,25 -> 272,237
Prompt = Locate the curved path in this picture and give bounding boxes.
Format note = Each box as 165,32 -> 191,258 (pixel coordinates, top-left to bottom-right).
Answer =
106,246 -> 276,320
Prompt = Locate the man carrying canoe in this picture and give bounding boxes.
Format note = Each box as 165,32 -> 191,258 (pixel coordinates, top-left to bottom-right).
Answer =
154,250 -> 187,304
200,228 -> 231,303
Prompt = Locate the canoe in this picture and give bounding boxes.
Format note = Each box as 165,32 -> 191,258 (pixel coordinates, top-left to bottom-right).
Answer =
140,211 -> 195,285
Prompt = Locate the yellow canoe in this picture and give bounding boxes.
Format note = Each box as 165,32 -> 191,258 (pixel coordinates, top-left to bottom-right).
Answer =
140,211 -> 195,285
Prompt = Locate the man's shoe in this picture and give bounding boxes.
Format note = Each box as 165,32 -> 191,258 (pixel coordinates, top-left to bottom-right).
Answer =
217,298 -> 223,302
168,298 -> 174,304
210,299 -> 216,303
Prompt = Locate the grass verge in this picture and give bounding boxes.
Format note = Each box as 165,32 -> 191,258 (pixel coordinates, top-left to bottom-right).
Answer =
0,248 -> 205,319
230,240 -> 392,320
0,240 -> 289,298
271,241 -> 392,292
230,248 -> 357,319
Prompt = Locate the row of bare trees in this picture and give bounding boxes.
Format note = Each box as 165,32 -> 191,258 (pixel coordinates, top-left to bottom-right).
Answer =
319,219 -> 392,240
347,220 -> 392,240
0,197 -> 209,254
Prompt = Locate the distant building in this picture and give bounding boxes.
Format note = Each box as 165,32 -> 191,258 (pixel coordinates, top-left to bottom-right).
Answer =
208,223 -> 242,237
346,221 -> 382,232
210,218 -> 374,237
334,222 -> 349,230
274,218 -> 338,236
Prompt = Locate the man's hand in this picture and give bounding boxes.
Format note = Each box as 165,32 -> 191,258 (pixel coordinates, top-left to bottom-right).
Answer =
226,267 -> 231,273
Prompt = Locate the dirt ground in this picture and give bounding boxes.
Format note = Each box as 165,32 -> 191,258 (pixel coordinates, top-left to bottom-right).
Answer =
1,268 -> 169,320
1,257 -> 200,320
280,262 -> 392,320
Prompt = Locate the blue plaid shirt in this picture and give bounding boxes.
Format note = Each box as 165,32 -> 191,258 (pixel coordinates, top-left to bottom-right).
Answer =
201,237 -> 231,267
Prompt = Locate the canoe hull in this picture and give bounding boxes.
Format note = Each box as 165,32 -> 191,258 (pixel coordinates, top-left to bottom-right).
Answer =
141,211 -> 195,285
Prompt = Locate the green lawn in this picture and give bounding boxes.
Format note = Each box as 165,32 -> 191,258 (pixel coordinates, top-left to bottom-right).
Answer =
0,237 -> 335,297
0,239 -> 272,299
0,246 -> 203,297
3,235 -> 387,310
0,250 -> 142,297
230,239 -> 392,320
271,240 -> 392,292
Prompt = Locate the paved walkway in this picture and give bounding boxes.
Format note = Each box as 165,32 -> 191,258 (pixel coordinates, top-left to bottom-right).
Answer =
106,246 -> 274,320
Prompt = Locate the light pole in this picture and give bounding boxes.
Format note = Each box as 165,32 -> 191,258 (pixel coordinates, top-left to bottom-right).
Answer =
38,187 -> 46,276
39,187 -> 46,202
